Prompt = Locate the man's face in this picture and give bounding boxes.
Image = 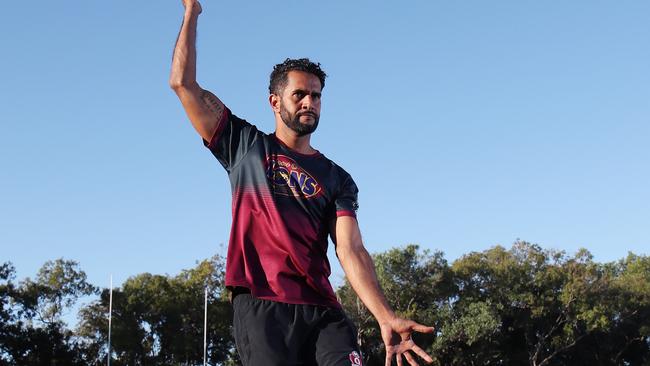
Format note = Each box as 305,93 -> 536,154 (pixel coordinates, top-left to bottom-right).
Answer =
277,71 -> 322,136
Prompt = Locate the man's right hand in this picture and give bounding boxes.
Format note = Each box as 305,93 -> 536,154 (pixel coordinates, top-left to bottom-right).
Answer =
182,0 -> 202,15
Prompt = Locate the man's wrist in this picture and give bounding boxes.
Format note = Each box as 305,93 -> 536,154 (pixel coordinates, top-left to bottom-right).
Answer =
184,5 -> 200,18
376,309 -> 397,326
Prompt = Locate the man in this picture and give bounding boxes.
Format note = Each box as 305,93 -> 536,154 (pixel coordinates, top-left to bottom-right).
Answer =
170,1 -> 435,365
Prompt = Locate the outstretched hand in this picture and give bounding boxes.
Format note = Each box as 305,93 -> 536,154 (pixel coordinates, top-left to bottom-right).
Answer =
380,317 -> 434,366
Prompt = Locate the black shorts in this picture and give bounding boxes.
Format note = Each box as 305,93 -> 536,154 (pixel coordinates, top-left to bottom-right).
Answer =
232,292 -> 363,366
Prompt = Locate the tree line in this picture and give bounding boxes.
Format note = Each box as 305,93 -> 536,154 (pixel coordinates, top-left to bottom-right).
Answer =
1,241 -> 648,365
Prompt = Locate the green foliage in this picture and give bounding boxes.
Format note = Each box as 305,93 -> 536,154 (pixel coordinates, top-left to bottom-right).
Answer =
3,244 -> 649,365
337,241 -> 650,366
434,301 -> 500,346
26,259 -> 98,324
0,260 -> 93,366
76,255 -> 234,365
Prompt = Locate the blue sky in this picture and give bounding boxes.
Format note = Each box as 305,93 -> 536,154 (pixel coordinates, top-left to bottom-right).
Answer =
2,0 -> 649,295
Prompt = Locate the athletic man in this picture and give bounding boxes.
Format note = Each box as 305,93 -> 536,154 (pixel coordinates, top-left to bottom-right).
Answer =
170,1 -> 435,365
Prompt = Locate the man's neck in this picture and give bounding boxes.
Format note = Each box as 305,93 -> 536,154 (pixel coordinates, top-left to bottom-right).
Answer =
274,128 -> 316,155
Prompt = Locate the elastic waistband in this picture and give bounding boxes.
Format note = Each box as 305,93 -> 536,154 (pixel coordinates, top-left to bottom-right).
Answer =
230,286 -> 251,301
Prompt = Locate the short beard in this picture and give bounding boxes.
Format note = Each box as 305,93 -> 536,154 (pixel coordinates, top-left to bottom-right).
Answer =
280,103 -> 319,137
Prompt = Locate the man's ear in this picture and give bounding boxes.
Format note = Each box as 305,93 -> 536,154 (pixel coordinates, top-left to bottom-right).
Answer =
269,94 -> 281,113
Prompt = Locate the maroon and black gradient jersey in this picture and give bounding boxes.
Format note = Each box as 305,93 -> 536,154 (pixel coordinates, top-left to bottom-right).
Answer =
204,108 -> 359,308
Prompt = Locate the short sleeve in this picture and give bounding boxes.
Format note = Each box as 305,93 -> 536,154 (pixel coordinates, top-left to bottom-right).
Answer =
203,109 -> 260,172
335,174 -> 359,218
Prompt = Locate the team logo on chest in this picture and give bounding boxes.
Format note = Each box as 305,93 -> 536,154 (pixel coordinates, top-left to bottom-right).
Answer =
265,155 -> 322,198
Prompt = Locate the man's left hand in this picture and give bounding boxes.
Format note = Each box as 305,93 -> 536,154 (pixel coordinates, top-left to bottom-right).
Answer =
380,317 -> 434,366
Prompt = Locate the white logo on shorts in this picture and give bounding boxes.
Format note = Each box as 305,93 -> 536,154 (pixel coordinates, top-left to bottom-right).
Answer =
349,350 -> 362,366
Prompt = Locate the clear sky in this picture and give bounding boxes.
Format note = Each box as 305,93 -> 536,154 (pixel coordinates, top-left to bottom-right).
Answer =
2,1 -> 649,292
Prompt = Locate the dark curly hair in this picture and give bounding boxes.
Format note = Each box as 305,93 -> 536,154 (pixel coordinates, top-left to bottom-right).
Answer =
269,58 -> 327,95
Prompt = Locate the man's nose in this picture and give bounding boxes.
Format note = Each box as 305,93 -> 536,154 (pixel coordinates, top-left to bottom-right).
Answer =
302,96 -> 314,110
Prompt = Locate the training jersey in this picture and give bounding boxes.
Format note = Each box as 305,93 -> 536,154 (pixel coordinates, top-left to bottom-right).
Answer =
204,108 -> 359,308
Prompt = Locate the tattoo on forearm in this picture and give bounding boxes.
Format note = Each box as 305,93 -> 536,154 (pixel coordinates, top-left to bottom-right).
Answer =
201,90 -> 225,119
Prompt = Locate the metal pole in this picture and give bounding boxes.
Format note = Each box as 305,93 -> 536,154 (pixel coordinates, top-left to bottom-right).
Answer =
203,287 -> 208,366
108,275 -> 113,366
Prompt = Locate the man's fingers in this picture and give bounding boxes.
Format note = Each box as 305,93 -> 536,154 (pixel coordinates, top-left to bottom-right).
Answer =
410,344 -> 433,364
385,352 -> 392,366
411,323 -> 435,334
396,352 -> 404,366
404,351 -> 419,366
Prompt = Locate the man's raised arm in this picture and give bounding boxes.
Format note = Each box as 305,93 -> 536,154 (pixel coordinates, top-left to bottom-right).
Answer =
170,0 -> 225,143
